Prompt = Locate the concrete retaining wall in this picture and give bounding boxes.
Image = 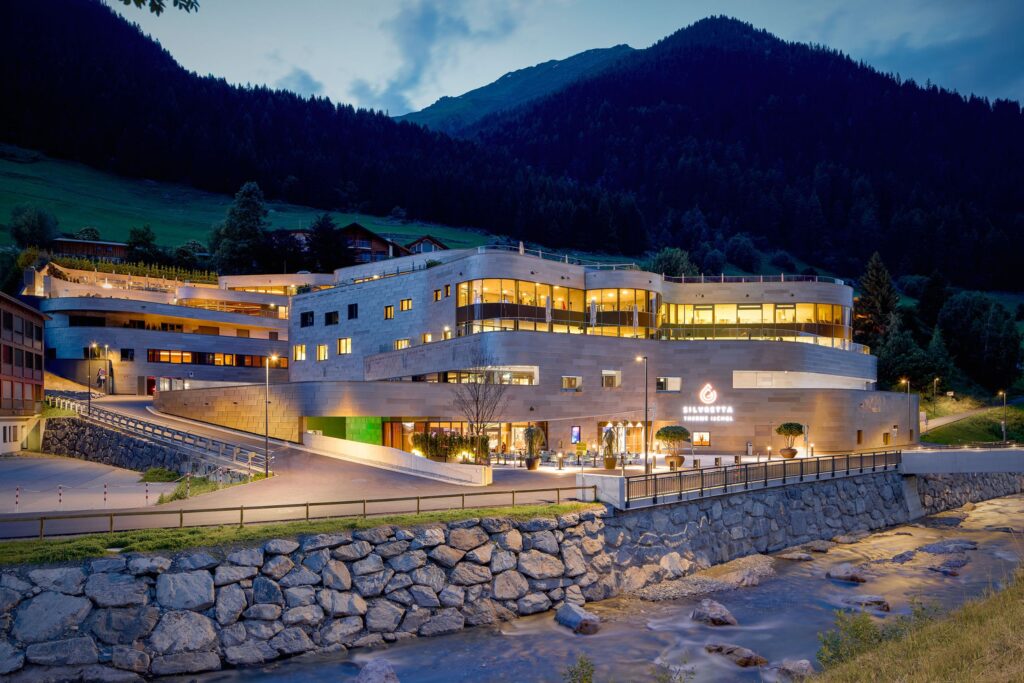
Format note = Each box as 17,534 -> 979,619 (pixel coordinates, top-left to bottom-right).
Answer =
0,471 -> 1017,680
302,432 -> 493,486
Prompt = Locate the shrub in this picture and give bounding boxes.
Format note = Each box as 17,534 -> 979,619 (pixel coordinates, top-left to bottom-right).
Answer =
775,422 -> 804,448
656,425 -> 690,450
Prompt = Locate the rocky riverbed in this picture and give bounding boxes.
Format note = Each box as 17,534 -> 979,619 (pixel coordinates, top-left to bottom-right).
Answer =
184,494 -> 1024,682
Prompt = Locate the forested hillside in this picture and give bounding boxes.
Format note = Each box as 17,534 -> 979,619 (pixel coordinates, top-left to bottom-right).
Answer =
0,0 -> 642,253
469,17 -> 1024,289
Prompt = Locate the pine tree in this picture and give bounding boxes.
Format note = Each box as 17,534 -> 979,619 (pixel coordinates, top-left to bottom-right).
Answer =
209,182 -> 269,274
925,326 -> 953,383
917,271 -> 949,327
854,252 -> 899,345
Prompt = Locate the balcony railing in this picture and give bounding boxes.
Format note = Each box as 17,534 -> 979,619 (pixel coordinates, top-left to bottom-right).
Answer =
662,273 -> 846,285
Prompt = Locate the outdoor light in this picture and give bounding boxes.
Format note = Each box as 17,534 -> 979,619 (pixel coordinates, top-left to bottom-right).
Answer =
264,354 -> 280,477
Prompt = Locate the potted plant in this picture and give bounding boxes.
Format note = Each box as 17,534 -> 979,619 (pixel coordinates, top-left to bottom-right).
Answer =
656,425 -> 690,470
523,425 -> 544,470
602,428 -> 618,470
775,423 -> 804,458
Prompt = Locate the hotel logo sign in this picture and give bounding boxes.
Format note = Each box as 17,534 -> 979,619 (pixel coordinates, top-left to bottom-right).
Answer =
684,383 -> 734,422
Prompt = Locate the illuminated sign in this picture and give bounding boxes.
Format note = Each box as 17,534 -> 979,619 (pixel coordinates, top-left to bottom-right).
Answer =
692,431 -> 711,447
684,383 -> 734,422
570,426 -> 581,444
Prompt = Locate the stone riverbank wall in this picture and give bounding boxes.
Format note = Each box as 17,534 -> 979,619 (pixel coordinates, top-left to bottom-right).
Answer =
0,471 -> 1019,681
916,472 -> 1024,515
40,417 -> 190,475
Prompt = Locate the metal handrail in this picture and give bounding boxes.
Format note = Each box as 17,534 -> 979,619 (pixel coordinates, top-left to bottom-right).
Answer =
44,396 -> 269,475
0,484 -> 598,540
623,450 -> 902,507
662,273 -> 846,285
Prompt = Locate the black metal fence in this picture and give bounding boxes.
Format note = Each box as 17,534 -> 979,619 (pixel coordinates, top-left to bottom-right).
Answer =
624,450 -> 902,507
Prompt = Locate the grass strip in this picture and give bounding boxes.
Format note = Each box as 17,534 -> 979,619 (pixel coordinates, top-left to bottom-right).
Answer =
816,572 -> 1024,682
0,502 -> 600,566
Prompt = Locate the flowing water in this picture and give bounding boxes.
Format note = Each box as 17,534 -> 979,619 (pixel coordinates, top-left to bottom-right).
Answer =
187,495 -> 1024,683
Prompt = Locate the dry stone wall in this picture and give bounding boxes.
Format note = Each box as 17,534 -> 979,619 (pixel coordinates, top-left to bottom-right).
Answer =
916,473 -> 1024,514
41,418 -> 190,475
0,471 -> 1018,680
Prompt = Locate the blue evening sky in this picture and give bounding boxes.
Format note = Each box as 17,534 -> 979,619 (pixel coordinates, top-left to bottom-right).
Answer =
112,0 -> 1024,116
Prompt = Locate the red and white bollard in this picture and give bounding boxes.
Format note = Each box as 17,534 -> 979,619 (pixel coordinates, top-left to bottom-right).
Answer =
103,483 -> 108,508
145,482 -> 149,506
58,485 -> 62,510
15,486 -> 19,513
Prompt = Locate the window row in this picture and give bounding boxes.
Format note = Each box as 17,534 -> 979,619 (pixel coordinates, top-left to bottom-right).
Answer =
294,338 -> 353,362
658,303 -> 849,326
2,345 -> 43,372
1,310 -> 43,348
300,304 -> 360,329
146,349 -> 288,368
561,374 -> 682,392
1,379 -> 43,404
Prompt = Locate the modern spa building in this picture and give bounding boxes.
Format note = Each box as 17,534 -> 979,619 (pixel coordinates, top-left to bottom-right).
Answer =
25,262 -> 332,394
155,246 -> 919,455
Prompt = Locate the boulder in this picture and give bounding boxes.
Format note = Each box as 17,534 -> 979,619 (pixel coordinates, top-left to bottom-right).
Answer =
365,600 -> 405,632
215,583 -> 247,626
149,651 -> 221,675
450,562 -> 492,585
224,641 -> 276,667
333,540 -> 373,561
826,563 -> 869,583
490,550 -> 517,574
352,555 -> 385,576
0,587 -> 22,614
264,539 -> 300,555
85,573 -> 149,607
214,565 -> 258,586
519,518 -> 558,532
561,545 -> 587,577
245,620 -> 284,641
492,571 -> 529,600
279,566 -> 322,587
419,607 -> 465,637
285,586 -> 317,608
356,658 -> 400,683
354,570 -> 393,597
25,637 -> 97,666
111,646 -> 150,674
803,540 -> 835,553
174,552 -> 218,571
388,550 -> 427,573
705,643 -> 768,668
438,585 -> 465,607
318,589 -> 367,616
283,604 -> 325,627
466,543 -> 493,565
252,576 -> 285,605
90,557 -> 127,573
88,606 -> 160,644
448,526 -> 489,551
494,529 -> 523,552
303,549 -> 331,573
516,592 -> 551,615
127,556 -> 171,576
777,658 -> 815,680
322,560 -> 352,590
270,627 -> 315,655
156,571 -> 215,610
518,550 -> 565,579
244,603 -> 282,620
526,530 -> 559,554
410,565 -> 446,593
564,585 -> 585,606
28,567 -> 86,595
261,555 -> 295,581
919,539 -> 978,554
0,641 -> 24,675
354,526 -> 393,544
149,611 -> 218,654
842,595 -> 891,611
13,591 -> 92,643
658,552 -> 694,578
385,573 -> 413,593
832,531 -> 869,544
690,599 -> 737,626
555,603 -> 600,634
481,517 -> 513,534
409,585 -> 440,608
376,540 -> 410,558
226,547 -> 264,567
320,616 -> 364,645
410,527 -> 445,549
889,551 -> 916,564
301,532 -> 350,552
427,545 -> 464,568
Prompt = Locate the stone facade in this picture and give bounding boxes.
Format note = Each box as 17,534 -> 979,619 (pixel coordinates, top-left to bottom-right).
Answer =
41,418 -> 190,475
0,471 -> 1014,680
916,473 -> 1024,514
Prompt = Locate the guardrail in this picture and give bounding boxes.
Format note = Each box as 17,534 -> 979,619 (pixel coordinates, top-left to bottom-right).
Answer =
44,396 -> 269,476
919,441 -> 1019,450
0,484 -> 597,540
623,450 -> 901,507
662,273 -> 846,285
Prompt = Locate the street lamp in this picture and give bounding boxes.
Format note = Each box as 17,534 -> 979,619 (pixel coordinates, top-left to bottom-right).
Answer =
88,342 -> 97,415
265,354 -> 278,477
900,378 -> 911,443
636,355 -> 649,473
104,343 -> 109,394
998,390 -> 1007,442
933,377 -> 939,400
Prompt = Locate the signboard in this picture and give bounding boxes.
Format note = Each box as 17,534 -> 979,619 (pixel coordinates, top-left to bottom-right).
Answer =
682,383 -> 734,423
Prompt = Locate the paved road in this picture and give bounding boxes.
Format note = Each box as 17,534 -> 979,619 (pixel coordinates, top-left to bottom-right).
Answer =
0,456 -> 175,514
923,398 -> 1022,434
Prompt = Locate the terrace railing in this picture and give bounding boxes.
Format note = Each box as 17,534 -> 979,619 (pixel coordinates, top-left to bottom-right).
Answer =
623,450 -> 902,507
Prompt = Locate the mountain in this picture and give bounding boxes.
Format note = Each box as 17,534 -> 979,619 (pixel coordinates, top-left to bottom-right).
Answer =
468,17 -> 1024,289
0,0 -> 642,254
397,45 -> 633,135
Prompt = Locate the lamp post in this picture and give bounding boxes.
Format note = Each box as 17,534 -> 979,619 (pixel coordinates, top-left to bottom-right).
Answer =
900,378 -> 912,444
933,377 -> 939,400
87,342 -> 97,415
265,354 -> 278,477
104,343 -> 109,394
998,390 -> 1007,442
636,355 -> 649,473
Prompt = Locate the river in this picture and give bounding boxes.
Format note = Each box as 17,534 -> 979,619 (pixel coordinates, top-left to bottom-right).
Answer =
184,494 -> 1024,682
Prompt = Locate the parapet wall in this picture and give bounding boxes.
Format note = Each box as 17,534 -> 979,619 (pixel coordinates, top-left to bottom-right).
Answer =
41,417 -> 190,475
0,471 -> 1016,680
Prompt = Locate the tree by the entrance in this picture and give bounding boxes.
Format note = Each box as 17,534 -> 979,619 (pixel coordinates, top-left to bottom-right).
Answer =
450,347 -> 509,461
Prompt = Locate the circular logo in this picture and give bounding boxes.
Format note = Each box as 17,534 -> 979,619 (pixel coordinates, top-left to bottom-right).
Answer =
699,383 -> 718,405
